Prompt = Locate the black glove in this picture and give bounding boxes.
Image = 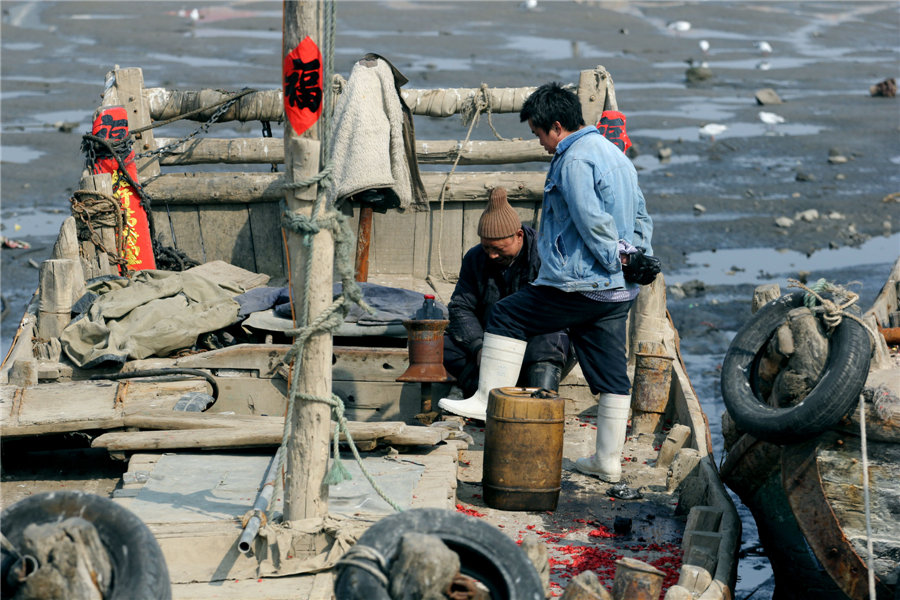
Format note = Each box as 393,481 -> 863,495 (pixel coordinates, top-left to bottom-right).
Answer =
622,248 -> 661,285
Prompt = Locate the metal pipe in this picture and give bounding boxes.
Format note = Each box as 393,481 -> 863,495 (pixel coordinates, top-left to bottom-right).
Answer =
238,446 -> 284,554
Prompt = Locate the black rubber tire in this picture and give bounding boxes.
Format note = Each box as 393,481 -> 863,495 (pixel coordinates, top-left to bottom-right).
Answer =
334,507 -> 543,599
721,291 -> 871,444
0,491 -> 171,600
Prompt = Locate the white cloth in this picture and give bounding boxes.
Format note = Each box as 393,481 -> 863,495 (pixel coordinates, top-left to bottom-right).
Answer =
328,58 -> 412,209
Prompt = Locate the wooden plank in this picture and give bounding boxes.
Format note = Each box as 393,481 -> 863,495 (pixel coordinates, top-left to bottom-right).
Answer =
144,85 -> 536,121
428,201 -> 463,279
167,205 -> 206,264
92,420 -> 408,452
113,68 -> 160,182
171,575 -> 319,600
6,381 -> 120,434
198,205 -> 256,272
462,202 -> 481,260
248,202 -> 286,281
370,209 -> 416,276
142,171 -> 546,205
333,346 -> 409,383
153,136 -> 549,166
412,208 -> 430,279
210,377 -> 287,417
333,380 -> 422,423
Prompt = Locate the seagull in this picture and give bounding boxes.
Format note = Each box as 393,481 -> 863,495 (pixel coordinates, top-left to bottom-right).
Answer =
698,123 -> 727,142
699,40 -> 710,55
189,8 -> 200,21
667,20 -> 691,33
520,0 -> 539,10
756,61 -> 771,71
759,111 -> 785,132
755,41 -> 773,56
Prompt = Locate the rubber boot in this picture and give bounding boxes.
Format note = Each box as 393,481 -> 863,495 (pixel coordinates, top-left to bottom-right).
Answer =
526,361 -> 563,393
574,393 -> 631,482
438,333 -> 527,420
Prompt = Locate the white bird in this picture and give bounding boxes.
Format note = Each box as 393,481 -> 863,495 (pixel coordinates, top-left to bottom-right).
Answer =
520,0 -> 538,10
755,40 -> 773,56
189,8 -> 200,21
698,123 -> 727,141
756,60 -> 771,71
667,20 -> 691,33
699,40 -> 710,55
759,111 -> 785,133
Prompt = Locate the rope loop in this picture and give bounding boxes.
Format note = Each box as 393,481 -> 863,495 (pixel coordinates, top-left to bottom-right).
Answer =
335,544 -> 390,587
787,278 -> 879,349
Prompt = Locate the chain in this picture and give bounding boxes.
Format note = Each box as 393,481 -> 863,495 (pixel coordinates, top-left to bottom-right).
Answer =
134,92 -> 247,160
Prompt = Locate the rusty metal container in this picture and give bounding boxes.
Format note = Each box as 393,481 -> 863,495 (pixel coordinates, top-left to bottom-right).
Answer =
483,387 -> 565,511
631,341 -> 675,435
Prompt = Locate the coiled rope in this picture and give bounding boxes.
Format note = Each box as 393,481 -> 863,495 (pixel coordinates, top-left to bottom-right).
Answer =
268,0 -> 404,514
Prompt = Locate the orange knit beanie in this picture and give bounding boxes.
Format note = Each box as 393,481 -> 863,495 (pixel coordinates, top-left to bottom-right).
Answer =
477,187 -> 521,239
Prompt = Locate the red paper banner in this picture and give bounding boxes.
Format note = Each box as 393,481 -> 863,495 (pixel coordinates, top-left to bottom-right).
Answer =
283,36 -> 323,136
596,110 -> 632,153
90,106 -> 156,272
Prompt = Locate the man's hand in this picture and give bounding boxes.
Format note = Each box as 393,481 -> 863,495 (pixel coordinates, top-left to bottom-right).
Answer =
622,248 -> 661,285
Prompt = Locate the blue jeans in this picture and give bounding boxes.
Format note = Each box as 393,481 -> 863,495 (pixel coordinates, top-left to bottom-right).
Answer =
486,285 -> 633,395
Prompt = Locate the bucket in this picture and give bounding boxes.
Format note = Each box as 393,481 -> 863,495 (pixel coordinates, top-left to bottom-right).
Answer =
483,387 -> 565,511
631,342 -> 674,435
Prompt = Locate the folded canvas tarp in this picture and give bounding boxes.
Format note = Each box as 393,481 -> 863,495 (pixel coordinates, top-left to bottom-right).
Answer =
60,270 -> 242,368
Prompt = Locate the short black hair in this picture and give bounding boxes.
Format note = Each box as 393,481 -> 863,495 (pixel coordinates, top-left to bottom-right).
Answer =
519,82 -> 585,132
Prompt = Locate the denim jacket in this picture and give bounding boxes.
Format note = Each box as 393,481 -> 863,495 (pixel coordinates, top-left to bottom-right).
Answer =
534,126 -> 653,293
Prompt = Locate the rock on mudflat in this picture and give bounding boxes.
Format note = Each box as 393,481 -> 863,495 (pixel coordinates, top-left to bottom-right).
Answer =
775,217 -> 794,228
755,88 -> 782,105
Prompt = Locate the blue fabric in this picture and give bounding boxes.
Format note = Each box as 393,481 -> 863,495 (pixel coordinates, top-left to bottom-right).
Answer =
239,282 -> 447,325
534,126 -> 653,293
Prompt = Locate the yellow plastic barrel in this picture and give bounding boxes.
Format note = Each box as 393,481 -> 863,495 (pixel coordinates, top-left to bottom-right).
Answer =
483,386 -> 565,511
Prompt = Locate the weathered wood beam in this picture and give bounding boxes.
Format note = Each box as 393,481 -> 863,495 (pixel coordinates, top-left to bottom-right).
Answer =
144,85 -> 537,122
153,137 -> 550,166
142,171 -> 546,205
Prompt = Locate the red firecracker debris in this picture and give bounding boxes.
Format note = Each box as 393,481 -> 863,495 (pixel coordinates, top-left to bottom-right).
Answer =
455,504 -> 485,518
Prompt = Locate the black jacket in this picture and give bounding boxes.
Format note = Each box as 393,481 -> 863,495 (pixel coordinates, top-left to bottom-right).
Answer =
447,226 -> 541,355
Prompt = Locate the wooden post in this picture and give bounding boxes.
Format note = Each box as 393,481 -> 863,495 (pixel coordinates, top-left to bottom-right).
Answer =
282,0 -> 332,522
354,204 -> 373,281
76,173 -> 116,278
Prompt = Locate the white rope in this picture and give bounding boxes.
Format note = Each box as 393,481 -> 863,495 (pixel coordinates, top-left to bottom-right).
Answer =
858,392 -> 876,600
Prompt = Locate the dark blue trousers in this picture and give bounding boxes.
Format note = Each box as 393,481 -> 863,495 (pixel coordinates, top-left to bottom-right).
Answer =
486,285 -> 634,395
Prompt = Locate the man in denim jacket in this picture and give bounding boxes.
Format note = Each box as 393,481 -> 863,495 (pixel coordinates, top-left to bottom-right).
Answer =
439,82 -> 653,483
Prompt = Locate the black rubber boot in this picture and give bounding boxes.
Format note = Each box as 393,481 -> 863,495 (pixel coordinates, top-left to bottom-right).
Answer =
526,361 -> 562,393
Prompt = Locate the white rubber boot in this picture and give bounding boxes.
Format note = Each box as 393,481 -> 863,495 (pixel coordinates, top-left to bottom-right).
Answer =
574,393 -> 631,482
438,333 -> 527,421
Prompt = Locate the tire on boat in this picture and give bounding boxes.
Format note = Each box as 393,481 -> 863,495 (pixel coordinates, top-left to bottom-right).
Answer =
333,507 -> 543,599
721,290 -> 871,444
0,491 -> 171,600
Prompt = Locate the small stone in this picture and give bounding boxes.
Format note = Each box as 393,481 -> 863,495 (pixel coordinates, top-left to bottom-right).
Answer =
775,217 -> 794,228
794,209 -> 819,222
795,171 -> 815,182
657,147 -> 673,160
693,203 -> 706,215
883,192 -> 900,203
791,192 -> 802,198
827,211 -> 845,220
835,173 -> 846,180
828,155 -> 848,164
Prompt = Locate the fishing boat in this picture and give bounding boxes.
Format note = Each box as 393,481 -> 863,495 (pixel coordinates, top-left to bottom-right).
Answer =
720,257 -> 900,600
0,3 -> 740,598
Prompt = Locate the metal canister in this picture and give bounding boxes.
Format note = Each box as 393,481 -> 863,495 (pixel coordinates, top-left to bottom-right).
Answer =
483,387 -> 565,511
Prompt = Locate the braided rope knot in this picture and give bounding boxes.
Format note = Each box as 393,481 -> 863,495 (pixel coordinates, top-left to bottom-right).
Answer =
788,278 -> 879,349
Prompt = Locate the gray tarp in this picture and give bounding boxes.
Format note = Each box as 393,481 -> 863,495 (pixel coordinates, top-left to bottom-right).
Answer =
60,270 -> 242,368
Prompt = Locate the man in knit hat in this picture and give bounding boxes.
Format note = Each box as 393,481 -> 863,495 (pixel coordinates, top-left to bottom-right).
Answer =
441,187 -> 572,413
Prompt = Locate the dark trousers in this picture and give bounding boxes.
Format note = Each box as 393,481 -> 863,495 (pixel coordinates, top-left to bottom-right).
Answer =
487,285 -> 633,396
443,330 -> 570,397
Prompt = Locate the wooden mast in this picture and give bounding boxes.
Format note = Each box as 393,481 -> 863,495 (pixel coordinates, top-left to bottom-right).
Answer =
282,0 -> 332,521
